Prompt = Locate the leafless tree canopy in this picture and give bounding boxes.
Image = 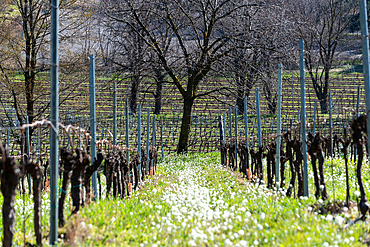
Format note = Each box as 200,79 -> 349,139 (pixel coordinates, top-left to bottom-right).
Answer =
101,0 -> 301,152
290,0 -> 358,113
0,0 -> 361,153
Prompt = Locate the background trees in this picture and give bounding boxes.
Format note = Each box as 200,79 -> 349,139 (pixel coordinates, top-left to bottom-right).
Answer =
227,1 -> 297,115
291,0 -> 358,114
0,0 -> 96,145
0,0 -> 362,153
103,0 -> 295,153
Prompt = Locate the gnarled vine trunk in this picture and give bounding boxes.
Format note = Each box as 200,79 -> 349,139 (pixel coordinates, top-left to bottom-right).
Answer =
0,144 -> 20,247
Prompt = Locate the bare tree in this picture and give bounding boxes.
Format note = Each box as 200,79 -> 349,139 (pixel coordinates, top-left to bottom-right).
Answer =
100,3 -> 174,115
227,1 -> 297,115
292,0 -> 357,113
103,0 -> 260,153
0,0 -> 95,142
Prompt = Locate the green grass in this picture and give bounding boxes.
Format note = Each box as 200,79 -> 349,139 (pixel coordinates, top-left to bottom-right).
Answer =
2,152 -> 369,246
59,153 -> 368,246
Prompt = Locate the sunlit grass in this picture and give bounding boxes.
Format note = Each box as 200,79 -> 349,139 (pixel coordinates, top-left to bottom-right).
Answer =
63,153 -> 368,246
3,152 -> 369,246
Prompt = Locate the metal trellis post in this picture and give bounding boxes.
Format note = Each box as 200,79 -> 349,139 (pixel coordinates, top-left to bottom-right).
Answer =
313,100 -> 317,134
138,105 -> 142,184
356,84 -> 360,118
161,116 -> 164,159
329,92 -> 335,199
89,54 -> 98,200
26,116 -> 32,194
223,113 -> 226,143
244,97 -> 249,148
152,114 -> 156,171
276,64 -> 283,188
228,107 -> 232,139
300,39 -> 309,197
219,115 -> 225,161
113,81 -> 117,148
234,106 -> 238,171
50,0 -> 59,243
125,98 -> 130,170
360,0 -> 370,160
146,109 -> 150,174
256,88 -> 262,147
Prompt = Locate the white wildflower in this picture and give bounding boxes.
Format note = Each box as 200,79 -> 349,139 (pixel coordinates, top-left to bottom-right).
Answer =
224,239 -> 233,246
260,212 -> 266,220
335,216 -> 345,225
354,191 -> 361,197
326,214 -> 333,221
238,240 -> 248,247
188,240 -> 196,246
80,221 -> 86,229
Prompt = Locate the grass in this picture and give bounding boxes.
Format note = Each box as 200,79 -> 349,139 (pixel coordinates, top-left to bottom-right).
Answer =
1,152 -> 369,246
57,153 -> 368,246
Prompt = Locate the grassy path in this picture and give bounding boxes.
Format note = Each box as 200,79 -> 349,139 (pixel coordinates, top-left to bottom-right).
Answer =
65,153 -> 366,246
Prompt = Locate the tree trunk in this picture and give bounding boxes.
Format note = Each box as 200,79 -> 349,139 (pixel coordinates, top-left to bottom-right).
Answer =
236,75 -> 245,114
154,69 -> 164,115
319,95 -> 328,114
310,67 -> 330,114
177,97 -> 194,153
263,80 -> 277,115
321,66 -> 330,114
21,34 -> 36,153
25,73 -> 35,124
130,74 -> 140,114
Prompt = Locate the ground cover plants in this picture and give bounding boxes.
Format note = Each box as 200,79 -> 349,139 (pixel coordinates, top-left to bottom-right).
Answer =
62,153 -> 369,246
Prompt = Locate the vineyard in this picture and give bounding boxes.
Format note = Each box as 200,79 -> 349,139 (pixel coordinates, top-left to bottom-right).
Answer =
2,0 -> 370,245
1,65 -> 370,245
0,67 -> 366,153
